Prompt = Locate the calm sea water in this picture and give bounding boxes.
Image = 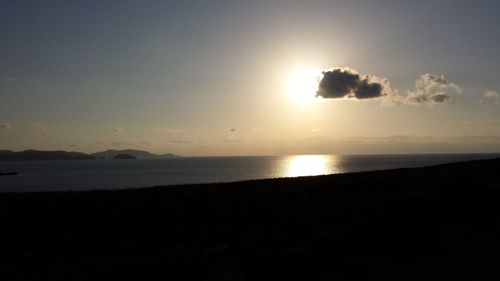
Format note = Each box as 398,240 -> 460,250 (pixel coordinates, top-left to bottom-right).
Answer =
0,154 -> 498,192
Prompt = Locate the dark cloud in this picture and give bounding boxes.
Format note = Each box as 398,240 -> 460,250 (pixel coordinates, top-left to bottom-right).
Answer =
0,123 -> 12,130
316,69 -> 389,100
316,69 -> 360,98
229,128 -> 236,132
355,79 -> 384,99
428,93 -> 451,103
307,67 -> 460,106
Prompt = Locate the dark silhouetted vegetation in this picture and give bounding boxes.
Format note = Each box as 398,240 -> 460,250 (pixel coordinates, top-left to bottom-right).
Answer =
1,158 -> 500,280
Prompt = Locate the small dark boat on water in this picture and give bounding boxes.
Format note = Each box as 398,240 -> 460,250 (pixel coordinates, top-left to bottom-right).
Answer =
0,172 -> 18,176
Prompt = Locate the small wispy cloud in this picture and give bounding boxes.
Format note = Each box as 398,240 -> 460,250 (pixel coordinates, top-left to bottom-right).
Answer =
109,140 -> 131,147
222,138 -> 244,143
169,139 -> 192,144
96,139 -> 151,147
480,89 -> 499,105
113,127 -> 124,134
484,89 -> 499,98
152,128 -> 181,134
0,123 -> 12,130
404,74 -> 462,104
33,123 -> 48,132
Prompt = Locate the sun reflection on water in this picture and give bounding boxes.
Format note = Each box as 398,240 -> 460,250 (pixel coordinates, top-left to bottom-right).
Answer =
284,155 -> 337,177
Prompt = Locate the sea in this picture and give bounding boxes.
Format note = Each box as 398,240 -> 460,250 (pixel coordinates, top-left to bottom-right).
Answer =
0,154 -> 498,192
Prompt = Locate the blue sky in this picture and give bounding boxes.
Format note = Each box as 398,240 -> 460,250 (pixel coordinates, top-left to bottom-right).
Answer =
1,0 -> 500,155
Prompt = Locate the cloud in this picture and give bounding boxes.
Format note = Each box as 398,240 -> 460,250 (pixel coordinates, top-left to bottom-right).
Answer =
0,123 -> 12,130
229,128 -> 236,132
33,123 -> 47,132
96,139 -> 150,147
315,68 -> 461,106
405,74 -> 462,104
169,139 -> 192,144
415,73 -> 462,93
480,89 -> 499,105
113,127 -> 124,134
222,138 -> 244,143
153,128 -> 181,134
405,91 -> 451,104
109,140 -> 131,147
5,77 -> 15,82
484,89 -> 499,98
316,68 -> 392,100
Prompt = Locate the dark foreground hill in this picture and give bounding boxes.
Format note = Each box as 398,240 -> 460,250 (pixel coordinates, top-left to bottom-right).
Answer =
1,158 -> 500,281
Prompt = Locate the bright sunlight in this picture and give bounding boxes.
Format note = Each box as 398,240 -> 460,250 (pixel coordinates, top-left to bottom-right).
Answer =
283,68 -> 322,104
285,155 -> 331,177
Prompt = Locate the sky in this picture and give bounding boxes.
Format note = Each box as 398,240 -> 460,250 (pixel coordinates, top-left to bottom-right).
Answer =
1,0 -> 500,156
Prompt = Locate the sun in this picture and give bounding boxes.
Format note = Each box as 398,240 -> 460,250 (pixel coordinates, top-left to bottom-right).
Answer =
283,68 -> 321,104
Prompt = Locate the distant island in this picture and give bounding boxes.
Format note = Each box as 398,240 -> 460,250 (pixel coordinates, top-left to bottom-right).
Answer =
92,149 -> 178,160
112,153 -> 137,160
0,149 -> 178,161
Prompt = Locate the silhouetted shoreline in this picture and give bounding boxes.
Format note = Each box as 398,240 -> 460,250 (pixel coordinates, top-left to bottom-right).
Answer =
1,158 -> 500,280
0,149 -> 178,161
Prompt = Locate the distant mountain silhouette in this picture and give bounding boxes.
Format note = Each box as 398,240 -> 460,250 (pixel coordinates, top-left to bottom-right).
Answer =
0,150 -> 95,161
92,149 -> 177,160
112,153 -> 137,160
0,149 -> 179,161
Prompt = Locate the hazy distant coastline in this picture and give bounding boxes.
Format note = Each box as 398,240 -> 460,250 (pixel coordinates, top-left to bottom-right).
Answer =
92,149 -> 178,160
0,149 -> 178,161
